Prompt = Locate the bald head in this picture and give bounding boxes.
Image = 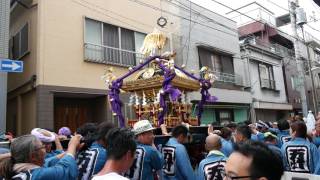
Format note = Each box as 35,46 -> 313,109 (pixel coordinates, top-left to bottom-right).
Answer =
205,134 -> 222,151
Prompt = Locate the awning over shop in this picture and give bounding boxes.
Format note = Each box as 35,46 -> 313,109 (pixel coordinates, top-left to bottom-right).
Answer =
253,101 -> 293,110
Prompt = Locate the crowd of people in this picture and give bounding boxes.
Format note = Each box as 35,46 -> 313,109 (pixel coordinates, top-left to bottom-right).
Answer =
0,114 -> 320,180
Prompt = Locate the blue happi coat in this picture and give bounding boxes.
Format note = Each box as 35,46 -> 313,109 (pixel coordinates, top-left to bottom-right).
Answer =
45,150 -> 64,159
251,132 -> 265,142
281,137 -> 319,174
312,136 -> 320,147
77,142 -> 107,180
162,138 -> 195,180
220,138 -> 233,157
197,150 -> 227,180
266,144 -> 282,159
125,143 -> 163,180
12,154 -> 78,180
277,130 -> 291,148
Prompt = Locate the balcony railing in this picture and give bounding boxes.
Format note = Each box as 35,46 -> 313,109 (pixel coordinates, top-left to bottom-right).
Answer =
209,70 -> 243,86
84,42 -> 144,67
243,37 -> 294,57
261,78 -> 276,90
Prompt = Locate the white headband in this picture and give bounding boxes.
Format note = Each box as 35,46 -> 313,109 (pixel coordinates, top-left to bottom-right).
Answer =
31,128 -> 55,143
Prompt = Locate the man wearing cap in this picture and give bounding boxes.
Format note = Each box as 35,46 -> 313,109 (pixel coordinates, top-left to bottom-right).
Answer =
125,120 -> 163,180
31,128 -> 64,159
162,125 -> 195,180
264,132 -> 282,159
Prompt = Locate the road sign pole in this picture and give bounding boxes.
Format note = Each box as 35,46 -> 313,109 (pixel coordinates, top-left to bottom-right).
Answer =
0,0 -> 10,133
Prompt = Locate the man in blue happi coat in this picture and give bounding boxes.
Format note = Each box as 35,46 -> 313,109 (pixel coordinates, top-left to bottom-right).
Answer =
197,134 -> 227,180
275,120 -> 291,147
77,122 -> 115,180
162,125 -> 195,180
219,127 -> 233,157
125,120 -> 163,180
281,121 -> 319,174
0,134 -> 81,180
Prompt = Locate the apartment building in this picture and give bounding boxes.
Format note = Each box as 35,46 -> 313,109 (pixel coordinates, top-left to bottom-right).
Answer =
234,2 -> 293,121
175,0 -> 252,125
8,0 -> 182,135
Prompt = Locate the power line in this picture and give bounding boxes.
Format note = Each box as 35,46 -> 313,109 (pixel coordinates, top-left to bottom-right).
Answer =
209,0 -> 299,41
265,0 -> 320,32
306,24 -> 320,32
266,0 -> 289,11
72,0 -> 147,32
72,0 -> 248,65
128,0 -> 238,37
75,0 -> 163,31
73,0 -> 226,52
185,0 -> 192,66
168,0 -> 238,33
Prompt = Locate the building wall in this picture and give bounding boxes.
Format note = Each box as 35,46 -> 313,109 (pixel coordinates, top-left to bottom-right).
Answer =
283,55 -> 302,110
179,1 -> 245,74
8,3 -> 38,92
20,89 -> 36,134
37,0 -> 181,89
245,48 -> 287,103
6,88 -> 36,135
178,0 -> 251,104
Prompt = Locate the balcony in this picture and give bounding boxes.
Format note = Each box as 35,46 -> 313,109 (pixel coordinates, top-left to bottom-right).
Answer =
242,37 -> 294,58
261,78 -> 276,90
209,70 -> 243,86
84,42 -> 144,67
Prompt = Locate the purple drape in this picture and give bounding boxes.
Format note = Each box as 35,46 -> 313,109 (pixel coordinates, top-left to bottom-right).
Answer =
107,55 -> 217,127
157,63 -> 181,125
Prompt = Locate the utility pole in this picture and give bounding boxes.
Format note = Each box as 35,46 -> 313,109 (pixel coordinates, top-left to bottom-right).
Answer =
0,0 -> 10,133
301,27 -> 318,113
289,0 -> 308,117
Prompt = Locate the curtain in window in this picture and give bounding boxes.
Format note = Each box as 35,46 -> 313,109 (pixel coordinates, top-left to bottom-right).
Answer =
20,24 -> 28,57
268,66 -> 275,89
259,64 -> 275,89
13,33 -> 19,59
121,28 -> 135,66
134,32 -> 146,65
212,54 -> 222,72
221,55 -> 234,74
198,48 -> 213,70
103,23 -> 119,64
85,19 -> 102,61
259,64 -> 269,88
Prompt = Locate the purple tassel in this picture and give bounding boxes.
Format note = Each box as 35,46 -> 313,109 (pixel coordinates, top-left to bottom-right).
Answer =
108,80 -> 125,127
157,63 -> 181,125
197,79 -> 218,124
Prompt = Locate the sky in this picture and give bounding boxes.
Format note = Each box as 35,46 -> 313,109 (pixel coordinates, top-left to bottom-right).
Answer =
191,0 -> 320,40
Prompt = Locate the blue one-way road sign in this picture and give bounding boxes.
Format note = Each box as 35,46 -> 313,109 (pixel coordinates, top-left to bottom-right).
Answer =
0,59 -> 23,73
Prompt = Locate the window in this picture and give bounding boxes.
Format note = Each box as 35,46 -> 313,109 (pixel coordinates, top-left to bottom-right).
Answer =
258,63 -> 275,90
84,18 -> 146,66
215,109 -> 234,125
11,23 -> 28,59
198,47 -> 234,74
315,52 -> 320,62
291,76 -> 299,91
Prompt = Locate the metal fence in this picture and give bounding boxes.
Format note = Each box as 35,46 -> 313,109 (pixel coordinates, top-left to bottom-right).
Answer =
84,42 -> 144,67
209,70 -> 243,85
243,37 -> 295,58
